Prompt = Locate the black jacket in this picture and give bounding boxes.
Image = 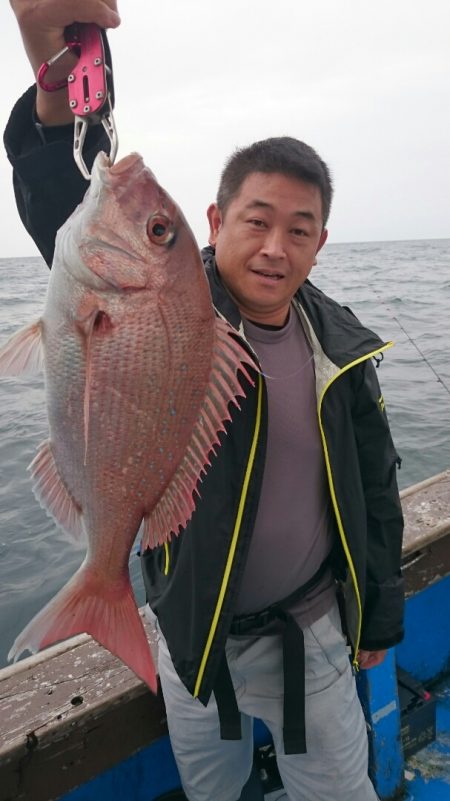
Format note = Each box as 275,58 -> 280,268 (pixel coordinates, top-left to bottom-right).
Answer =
4,86 -> 404,706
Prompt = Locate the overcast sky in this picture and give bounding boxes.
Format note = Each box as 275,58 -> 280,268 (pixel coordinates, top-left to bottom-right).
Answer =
1,0 -> 449,258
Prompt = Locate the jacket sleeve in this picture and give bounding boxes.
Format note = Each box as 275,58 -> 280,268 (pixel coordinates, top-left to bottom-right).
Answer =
351,358 -> 405,651
3,85 -> 110,268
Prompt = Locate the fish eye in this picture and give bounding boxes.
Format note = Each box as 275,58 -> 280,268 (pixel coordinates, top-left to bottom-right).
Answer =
147,214 -> 175,245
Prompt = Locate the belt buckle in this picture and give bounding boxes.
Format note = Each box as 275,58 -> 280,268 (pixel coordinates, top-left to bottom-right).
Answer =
258,609 -> 273,628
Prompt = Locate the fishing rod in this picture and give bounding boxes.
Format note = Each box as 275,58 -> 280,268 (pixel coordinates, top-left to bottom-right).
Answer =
370,288 -> 450,397
386,308 -> 450,396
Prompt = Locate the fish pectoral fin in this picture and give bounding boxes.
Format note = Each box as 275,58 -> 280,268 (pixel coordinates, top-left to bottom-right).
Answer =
29,440 -> 86,543
8,563 -> 158,693
0,320 -> 44,376
142,318 -> 259,549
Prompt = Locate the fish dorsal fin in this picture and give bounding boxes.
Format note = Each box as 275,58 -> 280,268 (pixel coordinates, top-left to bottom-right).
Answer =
142,318 -> 258,549
29,440 -> 86,543
0,321 -> 44,376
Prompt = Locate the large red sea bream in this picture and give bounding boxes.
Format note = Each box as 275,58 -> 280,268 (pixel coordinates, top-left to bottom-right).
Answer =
0,152 -> 257,690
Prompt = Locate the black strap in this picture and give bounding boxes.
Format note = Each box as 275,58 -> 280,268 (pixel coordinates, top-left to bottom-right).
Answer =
214,555 -> 332,754
281,612 -> 306,754
214,651 -> 242,740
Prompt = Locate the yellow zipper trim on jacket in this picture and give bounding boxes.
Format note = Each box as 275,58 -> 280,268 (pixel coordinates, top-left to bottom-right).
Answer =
193,373 -> 264,698
163,543 -> 170,576
318,342 -> 393,668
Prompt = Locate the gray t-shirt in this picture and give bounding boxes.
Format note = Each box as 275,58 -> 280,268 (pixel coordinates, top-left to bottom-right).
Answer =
235,307 -> 336,628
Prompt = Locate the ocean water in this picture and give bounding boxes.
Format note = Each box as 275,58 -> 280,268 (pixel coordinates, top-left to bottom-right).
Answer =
0,239 -> 449,670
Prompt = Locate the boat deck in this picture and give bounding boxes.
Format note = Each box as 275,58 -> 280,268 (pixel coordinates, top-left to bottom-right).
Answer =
263,673 -> 450,800
403,674 -> 450,801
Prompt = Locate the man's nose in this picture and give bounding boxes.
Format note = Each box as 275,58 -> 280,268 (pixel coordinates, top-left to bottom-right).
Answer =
260,228 -> 286,259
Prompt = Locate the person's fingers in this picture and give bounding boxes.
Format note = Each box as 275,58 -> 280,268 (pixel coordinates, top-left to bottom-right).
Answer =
68,0 -> 121,29
357,649 -> 387,669
10,0 -> 120,32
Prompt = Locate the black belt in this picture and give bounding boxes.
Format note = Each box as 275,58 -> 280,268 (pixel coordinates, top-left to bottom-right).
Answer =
213,555 -> 332,755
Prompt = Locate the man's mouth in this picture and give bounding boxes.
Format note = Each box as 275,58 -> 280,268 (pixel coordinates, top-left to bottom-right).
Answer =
251,268 -> 284,282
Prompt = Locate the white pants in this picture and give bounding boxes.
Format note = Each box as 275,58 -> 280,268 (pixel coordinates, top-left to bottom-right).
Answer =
153,601 -> 379,801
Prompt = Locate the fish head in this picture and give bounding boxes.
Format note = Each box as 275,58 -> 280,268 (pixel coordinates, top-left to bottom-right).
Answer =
55,152 -> 206,298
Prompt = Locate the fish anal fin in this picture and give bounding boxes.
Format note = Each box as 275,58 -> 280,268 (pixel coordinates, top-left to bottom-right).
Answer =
29,440 -> 85,543
142,318 -> 258,548
0,320 -> 44,377
8,564 -> 157,692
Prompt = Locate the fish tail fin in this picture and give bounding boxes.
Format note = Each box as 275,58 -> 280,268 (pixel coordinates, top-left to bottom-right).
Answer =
8,564 -> 157,692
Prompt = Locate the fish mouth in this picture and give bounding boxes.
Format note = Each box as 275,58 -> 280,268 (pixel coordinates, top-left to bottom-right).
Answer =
93,152 -> 155,189
107,153 -> 158,188
109,153 -> 144,175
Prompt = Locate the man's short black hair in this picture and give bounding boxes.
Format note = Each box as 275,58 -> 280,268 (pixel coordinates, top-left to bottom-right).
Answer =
217,136 -> 333,227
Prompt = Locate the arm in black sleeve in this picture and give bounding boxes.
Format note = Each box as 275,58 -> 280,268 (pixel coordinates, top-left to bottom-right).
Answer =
3,85 -> 110,268
351,358 -> 405,650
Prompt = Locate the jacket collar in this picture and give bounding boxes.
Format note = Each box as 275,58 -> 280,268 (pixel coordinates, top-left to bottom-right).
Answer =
202,246 -> 242,329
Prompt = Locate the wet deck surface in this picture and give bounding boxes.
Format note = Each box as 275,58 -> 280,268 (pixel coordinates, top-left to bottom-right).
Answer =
403,675 -> 450,800
265,674 -> 450,800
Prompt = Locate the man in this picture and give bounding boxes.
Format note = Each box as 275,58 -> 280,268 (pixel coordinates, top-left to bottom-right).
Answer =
6,3 -> 404,800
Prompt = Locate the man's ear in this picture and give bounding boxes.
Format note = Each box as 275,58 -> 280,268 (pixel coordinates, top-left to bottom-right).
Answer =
207,203 -> 222,246
316,228 -> 328,255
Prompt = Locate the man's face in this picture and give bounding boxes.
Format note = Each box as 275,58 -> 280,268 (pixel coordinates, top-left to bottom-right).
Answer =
207,171 -> 328,326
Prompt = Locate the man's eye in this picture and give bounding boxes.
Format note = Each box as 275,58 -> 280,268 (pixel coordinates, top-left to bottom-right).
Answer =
248,218 -> 266,228
292,228 -> 307,237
